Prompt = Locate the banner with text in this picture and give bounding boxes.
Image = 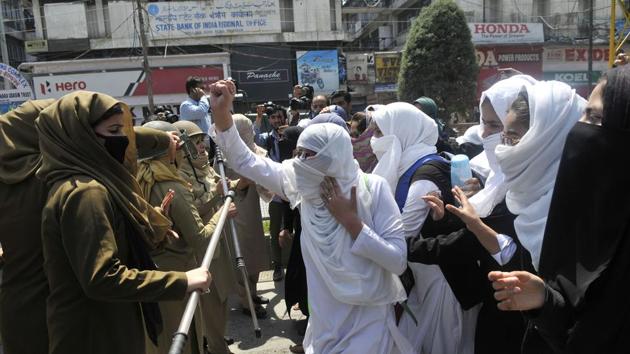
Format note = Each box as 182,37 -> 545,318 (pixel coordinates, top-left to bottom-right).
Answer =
147,0 -> 281,39
0,63 -> 34,114
374,52 -> 401,92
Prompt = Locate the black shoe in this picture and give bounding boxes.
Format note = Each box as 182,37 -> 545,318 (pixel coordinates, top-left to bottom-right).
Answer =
224,336 -> 235,345
273,266 -> 284,281
242,304 -> 268,319
253,295 -> 270,305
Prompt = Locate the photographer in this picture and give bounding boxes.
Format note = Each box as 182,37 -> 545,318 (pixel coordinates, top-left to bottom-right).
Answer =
253,104 -> 291,281
288,84 -> 315,125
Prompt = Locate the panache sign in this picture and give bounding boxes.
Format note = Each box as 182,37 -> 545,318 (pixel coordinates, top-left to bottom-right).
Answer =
469,23 -> 544,44
237,69 -> 289,84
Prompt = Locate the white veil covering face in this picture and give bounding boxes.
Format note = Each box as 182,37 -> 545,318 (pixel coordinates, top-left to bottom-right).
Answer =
469,75 -> 538,217
370,102 -> 439,193
282,123 -> 406,306
496,80 -> 586,269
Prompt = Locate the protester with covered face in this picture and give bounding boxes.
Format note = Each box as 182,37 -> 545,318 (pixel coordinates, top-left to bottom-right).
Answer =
35,91 -> 211,354
489,67 -> 630,353
211,80 -> 412,354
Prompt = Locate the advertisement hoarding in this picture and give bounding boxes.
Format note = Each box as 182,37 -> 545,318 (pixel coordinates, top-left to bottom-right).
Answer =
374,52 -> 401,92
231,45 -> 293,102
296,50 -> 340,95
346,53 -> 369,84
476,45 -> 543,98
33,66 -> 224,100
469,23 -> 544,44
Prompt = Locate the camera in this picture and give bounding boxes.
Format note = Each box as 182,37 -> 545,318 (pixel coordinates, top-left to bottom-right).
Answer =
290,84 -> 314,111
263,101 -> 280,116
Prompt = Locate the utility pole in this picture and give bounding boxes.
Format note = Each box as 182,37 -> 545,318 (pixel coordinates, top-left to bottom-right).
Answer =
135,0 -> 155,114
0,7 -> 12,89
588,0 -> 594,92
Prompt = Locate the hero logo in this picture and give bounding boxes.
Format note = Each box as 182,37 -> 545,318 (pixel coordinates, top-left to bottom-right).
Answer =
40,80 -> 87,95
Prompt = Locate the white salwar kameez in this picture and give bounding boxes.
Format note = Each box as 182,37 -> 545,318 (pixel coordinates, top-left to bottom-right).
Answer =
370,103 -> 478,354
214,124 -> 412,354
396,180 -> 479,354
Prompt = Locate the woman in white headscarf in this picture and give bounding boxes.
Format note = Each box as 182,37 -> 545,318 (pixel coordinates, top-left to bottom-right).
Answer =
469,74 -> 538,216
210,80 -> 413,354
370,102 -> 480,354
406,75 -> 540,354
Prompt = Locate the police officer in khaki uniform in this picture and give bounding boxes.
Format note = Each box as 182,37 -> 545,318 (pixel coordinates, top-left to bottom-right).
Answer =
137,121 -> 236,354
172,120 -> 240,354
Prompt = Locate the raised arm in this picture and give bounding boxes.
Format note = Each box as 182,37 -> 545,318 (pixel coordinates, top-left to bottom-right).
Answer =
210,80 -> 287,199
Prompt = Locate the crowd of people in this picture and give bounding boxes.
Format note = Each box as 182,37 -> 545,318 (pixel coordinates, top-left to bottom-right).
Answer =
0,62 -> 629,354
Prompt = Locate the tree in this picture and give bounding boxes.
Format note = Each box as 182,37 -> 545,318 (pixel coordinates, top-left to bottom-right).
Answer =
397,0 -> 478,121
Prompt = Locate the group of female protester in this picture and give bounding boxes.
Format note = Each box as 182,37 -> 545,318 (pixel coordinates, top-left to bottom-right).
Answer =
0,63 -> 628,354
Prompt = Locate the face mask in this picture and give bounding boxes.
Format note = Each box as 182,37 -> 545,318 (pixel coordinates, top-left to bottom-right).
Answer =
96,133 -> 129,164
482,132 -> 502,167
370,135 -> 395,160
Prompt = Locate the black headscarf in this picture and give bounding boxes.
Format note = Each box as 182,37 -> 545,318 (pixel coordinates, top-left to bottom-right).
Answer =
279,126 -> 303,161
539,65 -> 630,310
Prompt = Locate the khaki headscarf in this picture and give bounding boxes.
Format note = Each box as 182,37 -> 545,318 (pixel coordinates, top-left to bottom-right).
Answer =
0,99 -> 55,184
136,157 -> 190,201
35,91 -> 171,249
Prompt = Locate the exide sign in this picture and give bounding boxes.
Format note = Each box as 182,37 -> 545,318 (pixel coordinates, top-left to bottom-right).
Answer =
40,80 -> 87,95
469,23 -> 544,44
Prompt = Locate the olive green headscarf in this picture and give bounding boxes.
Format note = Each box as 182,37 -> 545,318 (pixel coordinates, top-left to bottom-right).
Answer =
0,99 -> 55,184
35,91 -> 171,249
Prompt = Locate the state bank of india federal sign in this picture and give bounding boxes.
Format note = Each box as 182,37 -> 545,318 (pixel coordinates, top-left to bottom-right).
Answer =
469,23 -> 544,44
147,0 -> 281,39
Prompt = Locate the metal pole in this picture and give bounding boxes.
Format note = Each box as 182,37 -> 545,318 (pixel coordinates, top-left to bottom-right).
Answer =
588,0 -> 594,92
0,6 -> 12,89
214,146 -> 262,338
168,193 -> 235,354
482,0 -> 486,23
135,0 -> 155,114
610,0 -> 618,68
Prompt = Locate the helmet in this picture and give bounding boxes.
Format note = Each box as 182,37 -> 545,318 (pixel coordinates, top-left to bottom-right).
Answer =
172,120 -> 205,138
143,120 -> 179,133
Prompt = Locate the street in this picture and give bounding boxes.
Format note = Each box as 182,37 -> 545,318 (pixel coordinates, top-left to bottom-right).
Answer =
227,270 -> 305,354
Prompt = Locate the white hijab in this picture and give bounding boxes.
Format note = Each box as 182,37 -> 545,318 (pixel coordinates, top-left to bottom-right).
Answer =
370,102 -> 438,193
282,123 -> 406,305
455,124 -> 483,145
496,80 -> 586,269
469,75 -> 538,217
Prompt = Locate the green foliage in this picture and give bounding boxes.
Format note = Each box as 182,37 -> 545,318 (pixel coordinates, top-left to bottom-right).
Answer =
397,0 -> 478,119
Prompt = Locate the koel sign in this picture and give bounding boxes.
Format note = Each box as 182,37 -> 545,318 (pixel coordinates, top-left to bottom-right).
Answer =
469,23 -> 544,44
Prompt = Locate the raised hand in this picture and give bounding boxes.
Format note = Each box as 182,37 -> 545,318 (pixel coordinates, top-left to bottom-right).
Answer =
208,80 -> 236,132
